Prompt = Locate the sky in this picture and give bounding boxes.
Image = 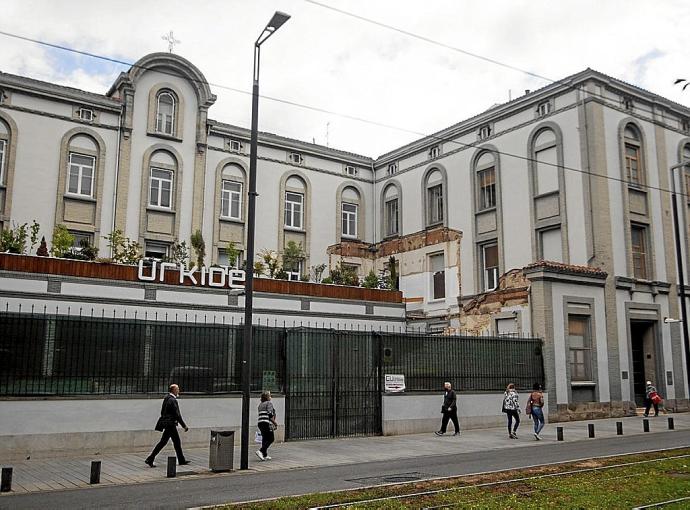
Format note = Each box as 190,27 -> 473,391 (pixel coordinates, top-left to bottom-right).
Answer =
1,0 -> 689,157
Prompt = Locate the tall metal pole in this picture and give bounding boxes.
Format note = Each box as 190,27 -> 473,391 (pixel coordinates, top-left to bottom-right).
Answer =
669,163 -> 690,396
240,10 -> 290,471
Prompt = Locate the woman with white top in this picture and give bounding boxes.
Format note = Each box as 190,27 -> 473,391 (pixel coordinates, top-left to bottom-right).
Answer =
256,391 -> 278,461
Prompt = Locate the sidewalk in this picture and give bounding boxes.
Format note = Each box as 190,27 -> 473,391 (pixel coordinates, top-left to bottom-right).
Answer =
1,413 -> 687,495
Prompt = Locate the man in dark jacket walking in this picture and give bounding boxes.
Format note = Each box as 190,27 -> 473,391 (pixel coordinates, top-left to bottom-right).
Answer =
145,384 -> 190,467
436,381 -> 460,436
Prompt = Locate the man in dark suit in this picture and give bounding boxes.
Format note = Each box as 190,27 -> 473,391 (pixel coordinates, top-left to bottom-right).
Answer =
145,384 -> 190,467
435,381 -> 460,436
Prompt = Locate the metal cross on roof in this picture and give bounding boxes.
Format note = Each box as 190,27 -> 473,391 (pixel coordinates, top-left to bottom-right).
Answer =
162,31 -> 181,53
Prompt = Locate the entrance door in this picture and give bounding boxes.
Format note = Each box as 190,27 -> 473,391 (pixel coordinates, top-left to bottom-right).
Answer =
629,321 -> 657,406
284,329 -> 382,440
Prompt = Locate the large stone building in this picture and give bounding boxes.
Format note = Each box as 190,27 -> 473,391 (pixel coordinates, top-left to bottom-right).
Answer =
1,53 -> 690,418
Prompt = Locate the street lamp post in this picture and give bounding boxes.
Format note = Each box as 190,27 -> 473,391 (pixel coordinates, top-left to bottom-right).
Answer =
669,161 -> 690,396
240,11 -> 291,471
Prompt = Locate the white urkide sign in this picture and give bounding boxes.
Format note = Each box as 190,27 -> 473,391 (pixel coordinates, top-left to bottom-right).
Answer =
384,374 -> 405,393
137,260 -> 246,289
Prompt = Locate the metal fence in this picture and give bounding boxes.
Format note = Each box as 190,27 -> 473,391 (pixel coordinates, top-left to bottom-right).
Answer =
0,311 -> 543,397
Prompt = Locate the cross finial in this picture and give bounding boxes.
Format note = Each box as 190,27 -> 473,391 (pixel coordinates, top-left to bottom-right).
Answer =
162,31 -> 181,53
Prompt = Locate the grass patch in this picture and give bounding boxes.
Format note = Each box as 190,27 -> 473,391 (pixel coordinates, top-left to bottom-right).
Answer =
217,448 -> 690,509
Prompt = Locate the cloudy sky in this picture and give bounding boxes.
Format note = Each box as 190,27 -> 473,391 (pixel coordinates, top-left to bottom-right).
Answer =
1,0 -> 689,156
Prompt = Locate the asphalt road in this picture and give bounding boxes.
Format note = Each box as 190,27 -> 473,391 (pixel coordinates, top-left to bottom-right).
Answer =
2,430 -> 689,510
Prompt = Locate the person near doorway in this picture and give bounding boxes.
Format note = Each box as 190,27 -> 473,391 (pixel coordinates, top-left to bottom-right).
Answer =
435,382 -> 460,436
256,391 -> 278,461
528,382 -> 545,440
145,383 -> 190,467
502,383 -> 521,439
644,381 -> 661,417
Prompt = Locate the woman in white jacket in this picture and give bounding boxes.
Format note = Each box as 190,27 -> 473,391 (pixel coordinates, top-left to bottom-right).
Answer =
502,383 -> 521,439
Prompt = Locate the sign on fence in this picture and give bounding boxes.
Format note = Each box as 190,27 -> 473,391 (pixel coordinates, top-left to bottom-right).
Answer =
384,374 -> 405,393
262,370 -> 279,392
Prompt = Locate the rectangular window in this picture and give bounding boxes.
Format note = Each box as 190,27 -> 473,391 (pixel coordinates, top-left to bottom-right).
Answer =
625,144 -> 641,185
67,153 -> 95,197
69,231 -> 93,252
631,224 -> 648,279
482,243 -> 499,291
284,191 -> 304,229
149,167 -> 173,208
221,180 -> 242,220
342,202 -> 358,238
145,241 -> 169,260
228,139 -> 242,152
387,162 -> 398,175
79,108 -> 94,122
344,165 -> 358,176
429,253 -> 445,300
478,167 -> 496,210
539,228 -> 562,262
479,125 -> 492,140
429,146 -> 440,159
218,248 -> 243,268
385,198 -> 399,236
568,315 -> 592,381
537,101 -> 551,117
535,145 -> 559,194
0,139 -> 5,184
288,152 -> 303,165
427,184 -> 443,225
285,259 -> 303,281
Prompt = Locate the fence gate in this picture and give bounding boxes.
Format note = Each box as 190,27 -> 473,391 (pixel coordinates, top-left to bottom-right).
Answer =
285,329 -> 381,440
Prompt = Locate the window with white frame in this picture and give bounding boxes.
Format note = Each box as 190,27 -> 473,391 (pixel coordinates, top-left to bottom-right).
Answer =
429,252 -> 445,300
79,108 -> 94,122
536,101 -> 552,117
568,315 -> 592,381
342,202 -> 358,238
344,165 -> 358,176
221,180 -> 242,220
285,259 -> 303,281
149,167 -> 173,208
69,231 -> 93,252
288,152 -> 303,165
155,91 -> 175,135
67,153 -> 95,197
429,145 -> 440,159
284,191 -> 304,229
387,162 -> 398,175
145,241 -> 169,260
0,139 -> 5,184
477,167 -> 496,210
478,124 -> 492,140
228,139 -> 243,152
385,197 -> 399,236
481,243 -> 499,291
218,248 -> 243,268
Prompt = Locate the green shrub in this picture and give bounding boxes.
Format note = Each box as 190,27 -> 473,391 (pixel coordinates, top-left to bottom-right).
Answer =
50,225 -> 74,258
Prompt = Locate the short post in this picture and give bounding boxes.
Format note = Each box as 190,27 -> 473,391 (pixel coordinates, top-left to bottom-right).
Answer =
588,423 -> 595,438
643,418 -> 650,433
556,426 -> 564,441
167,456 -> 176,478
668,417 -> 675,430
616,421 -> 623,435
89,460 -> 101,485
1,467 -> 12,492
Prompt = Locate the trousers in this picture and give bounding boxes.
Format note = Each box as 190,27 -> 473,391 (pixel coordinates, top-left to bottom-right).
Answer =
440,407 -> 460,433
147,425 -> 186,463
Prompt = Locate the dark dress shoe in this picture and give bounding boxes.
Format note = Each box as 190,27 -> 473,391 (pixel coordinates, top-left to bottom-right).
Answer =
145,459 -> 155,468
179,460 -> 191,465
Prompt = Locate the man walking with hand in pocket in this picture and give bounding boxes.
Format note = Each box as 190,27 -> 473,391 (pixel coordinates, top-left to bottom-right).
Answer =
145,383 -> 190,467
436,381 -> 460,436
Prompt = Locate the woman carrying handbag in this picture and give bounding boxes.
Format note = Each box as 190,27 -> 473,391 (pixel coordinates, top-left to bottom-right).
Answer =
527,383 -> 545,440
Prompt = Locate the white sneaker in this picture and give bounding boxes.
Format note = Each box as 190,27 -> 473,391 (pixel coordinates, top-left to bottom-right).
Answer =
255,450 -> 265,461
534,433 -> 541,440
264,455 -> 272,460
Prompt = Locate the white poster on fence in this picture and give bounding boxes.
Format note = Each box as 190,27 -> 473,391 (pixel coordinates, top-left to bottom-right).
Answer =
384,374 -> 405,393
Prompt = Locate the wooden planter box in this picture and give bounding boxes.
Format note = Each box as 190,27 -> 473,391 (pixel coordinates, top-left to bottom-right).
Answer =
0,253 -> 402,303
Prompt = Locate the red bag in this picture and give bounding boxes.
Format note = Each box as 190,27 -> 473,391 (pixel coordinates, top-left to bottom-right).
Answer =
650,392 -> 663,405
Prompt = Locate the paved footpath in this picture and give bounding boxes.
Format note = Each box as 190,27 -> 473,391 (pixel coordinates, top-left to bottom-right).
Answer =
0,412 -> 688,499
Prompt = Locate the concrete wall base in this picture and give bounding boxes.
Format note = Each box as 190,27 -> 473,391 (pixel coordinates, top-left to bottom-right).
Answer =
664,398 -> 690,413
549,401 -> 637,422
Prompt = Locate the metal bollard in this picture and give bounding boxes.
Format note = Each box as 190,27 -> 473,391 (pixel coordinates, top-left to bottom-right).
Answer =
1,467 -> 12,492
643,419 -> 650,432
616,421 -> 623,435
588,423 -> 595,438
90,460 -> 101,485
668,417 -> 675,430
557,426 -> 564,441
167,456 -> 176,478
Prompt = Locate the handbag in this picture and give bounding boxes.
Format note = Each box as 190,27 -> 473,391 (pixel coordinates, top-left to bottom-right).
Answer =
650,392 -> 663,405
254,430 -> 263,444
501,405 -> 507,413
525,399 -> 532,416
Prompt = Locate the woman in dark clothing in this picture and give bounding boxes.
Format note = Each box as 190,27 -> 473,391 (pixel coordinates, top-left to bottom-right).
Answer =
256,391 -> 278,461
502,383 -> 521,439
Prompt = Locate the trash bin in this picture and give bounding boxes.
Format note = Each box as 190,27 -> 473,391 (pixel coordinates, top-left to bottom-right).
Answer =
209,429 -> 234,472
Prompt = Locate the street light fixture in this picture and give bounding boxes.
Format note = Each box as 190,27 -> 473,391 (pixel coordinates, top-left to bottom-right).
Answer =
240,10 -> 291,471
668,161 -> 690,395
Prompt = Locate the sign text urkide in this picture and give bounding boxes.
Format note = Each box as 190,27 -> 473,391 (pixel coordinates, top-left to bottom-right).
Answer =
137,260 -> 245,289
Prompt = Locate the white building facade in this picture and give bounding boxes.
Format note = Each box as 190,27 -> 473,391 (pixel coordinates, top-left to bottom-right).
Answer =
1,53 -> 690,419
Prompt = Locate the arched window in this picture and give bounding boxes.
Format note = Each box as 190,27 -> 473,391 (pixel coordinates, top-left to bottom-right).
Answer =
382,184 -> 400,237
148,150 -> 177,209
220,164 -> 244,220
623,124 -> 644,186
156,91 -> 176,135
341,186 -> 360,239
284,176 -> 306,230
424,168 -> 444,226
66,134 -> 98,197
474,151 -> 496,211
532,128 -> 559,195
0,119 -> 9,185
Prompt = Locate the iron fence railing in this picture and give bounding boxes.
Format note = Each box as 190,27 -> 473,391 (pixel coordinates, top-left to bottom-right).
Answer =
0,311 -> 543,397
